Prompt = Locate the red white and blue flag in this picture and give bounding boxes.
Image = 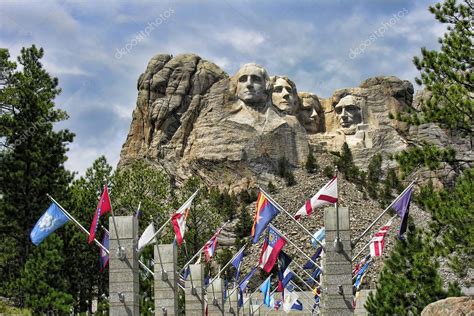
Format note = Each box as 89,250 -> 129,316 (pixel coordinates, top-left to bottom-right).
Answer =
100,231 -> 109,272
259,227 -> 286,273
203,227 -> 223,262
88,185 -> 112,244
294,176 -> 337,220
251,192 -> 280,243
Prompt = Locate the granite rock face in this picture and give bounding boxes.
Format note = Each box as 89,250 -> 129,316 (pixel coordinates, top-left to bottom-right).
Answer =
119,54 -> 471,190
421,297 -> 474,316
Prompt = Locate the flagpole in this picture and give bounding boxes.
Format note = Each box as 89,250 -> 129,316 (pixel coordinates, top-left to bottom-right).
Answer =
225,264 -> 259,302
47,194 -> 155,276
290,268 -> 315,291
259,188 -> 325,249
243,274 -> 271,307
268,224 -> 321,270
180,221 -> 229,273
352,181 -> 415,247
149,189 -> 200,243
207,245 -> 245,288
334,167 -> 343,253
290,260 -> 320,287
290,280 -> 315,312
253,286 -> 278,315
352,214 -> 397,262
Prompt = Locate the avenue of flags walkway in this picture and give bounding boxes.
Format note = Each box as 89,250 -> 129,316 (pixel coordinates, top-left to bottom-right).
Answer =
29,173 -> 415,313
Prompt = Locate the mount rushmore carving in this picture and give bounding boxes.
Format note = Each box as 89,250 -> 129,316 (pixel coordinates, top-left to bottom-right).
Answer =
119,53 -> 466,191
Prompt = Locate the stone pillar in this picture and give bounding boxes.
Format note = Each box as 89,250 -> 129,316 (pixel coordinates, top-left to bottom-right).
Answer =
207,277 -> 224,316
109,216 -> 140,316
321,207 -> 354,315
154,244 -> 178,316
185,264 -> 205,315
223,284 -> 238,315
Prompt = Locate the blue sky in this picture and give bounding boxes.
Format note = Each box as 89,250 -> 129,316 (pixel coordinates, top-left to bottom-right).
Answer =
0,0 -> 445,176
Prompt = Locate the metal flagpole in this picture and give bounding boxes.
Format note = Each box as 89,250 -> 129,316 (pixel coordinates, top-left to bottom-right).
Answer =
352,181 -> 415,247
207,245 -> 245,288
290,280 -> 315,312
268,224 -> 322,270
47,194 -> 155,276
148,189 -> 200,243
180,221 -> 229,273
352,214 -> 398,262
290,260 -> 321,286
334,167 -> 343,253
243,274 -> 271,307
291,268 -> 315,292
253,286 -> 277,316
225,264 -> 259,303
258,188 -> 325,249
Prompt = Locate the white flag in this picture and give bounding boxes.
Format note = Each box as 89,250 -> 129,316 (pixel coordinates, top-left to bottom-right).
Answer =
294,176 -> 338,220
137,223 -> 155,253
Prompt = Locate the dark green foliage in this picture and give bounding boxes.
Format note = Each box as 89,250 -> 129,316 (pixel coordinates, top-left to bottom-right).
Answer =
396,0 -> 473,169
367,154 -> 382,199
334,143 -> 359,182
323,166 -> 334,179
421,168 -> 473,276
19,235 -> 73,314
63,156 -> 113,313
240,188 -> 258,205
407,0 -> 473,137
267,181 -> 277,194
208,187 -> 237,222
235,207 -> 253,248
305,151 -> 318,173
0,46 -> 74,307
277,156 -> 297,186
395,143 -> 456,176
365,227 -> 460,314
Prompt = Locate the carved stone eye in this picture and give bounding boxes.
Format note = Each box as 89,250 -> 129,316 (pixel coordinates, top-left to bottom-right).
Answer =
238,75 -> 248,83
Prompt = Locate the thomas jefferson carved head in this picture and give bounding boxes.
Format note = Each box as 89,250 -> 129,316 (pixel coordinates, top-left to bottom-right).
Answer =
270,76 -> 298,115
233,63 -> 270,109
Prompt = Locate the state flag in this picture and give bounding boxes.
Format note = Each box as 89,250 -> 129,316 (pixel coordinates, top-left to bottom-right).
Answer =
259,227 -> 286,273
231,246 -> 245,280
172,189 -> 199,246
303,247 -> 323,269
392,186 -> 414,237
88,185 -> 112,244
30,203 -> 70,245
100,231 -> 109,272
137,222 -> 156,253
277,251 -> 294,291
294,176 -> 337,220
251,192 -> 279,243
203,227 -> 223,262
369,220 -> 392,257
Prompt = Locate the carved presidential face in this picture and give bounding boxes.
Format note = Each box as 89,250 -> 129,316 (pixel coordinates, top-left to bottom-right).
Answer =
236,64 -> 268,107
272,77 -> 297,114
334,95 -> 362,128
299,94 -> 321,133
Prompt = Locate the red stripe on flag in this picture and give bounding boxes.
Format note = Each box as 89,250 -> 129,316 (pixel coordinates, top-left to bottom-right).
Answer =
317,194 -> 338,204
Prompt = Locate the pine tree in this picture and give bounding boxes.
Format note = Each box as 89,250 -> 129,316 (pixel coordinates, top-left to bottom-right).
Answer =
305,151 -> 318,174
365,226 -> 460,314
19,235 -> 74,314
63,156 -> 113,313
396,0 -> 473,171
0,46 -> 74,305
366,154 -> 382,199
